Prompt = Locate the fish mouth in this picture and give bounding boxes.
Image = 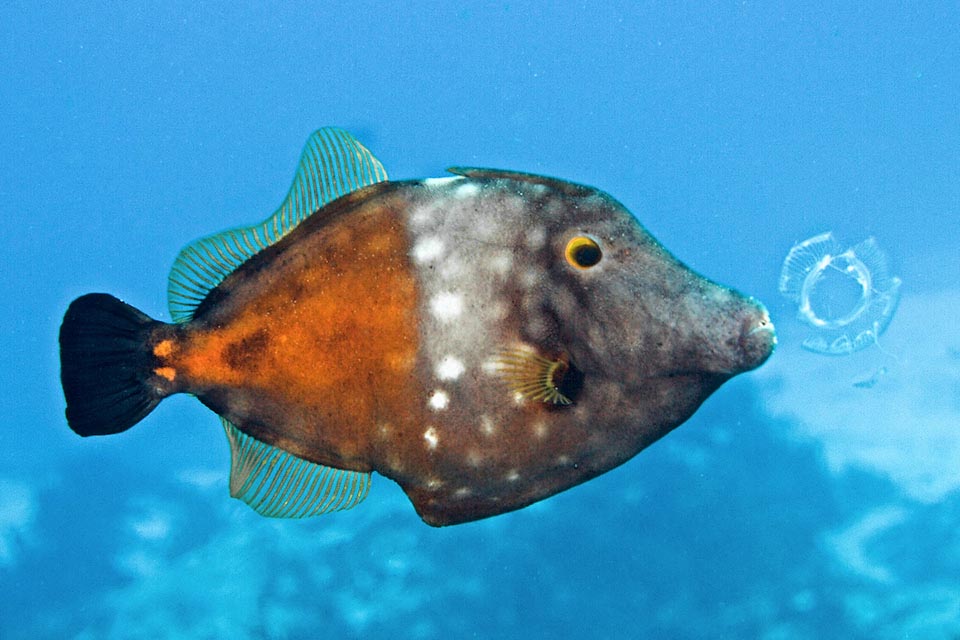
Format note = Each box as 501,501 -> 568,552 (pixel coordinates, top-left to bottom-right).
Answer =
736,308 -> 776,373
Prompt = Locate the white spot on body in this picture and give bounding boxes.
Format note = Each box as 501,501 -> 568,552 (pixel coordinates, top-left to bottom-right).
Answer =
423,426 -> 439,449
532,421 -> 549,439
481,359 -> 501,376
388,455 -> 403,473
526,316 -> 547,339
603,381 -> 625,403
521,268 -> 541,288
586,325 -> 607,349
409,202 -> 443,228
428,390 -> 450,411
466,450 -> 483,467
436,356 -> 465,381
455,182 -> 480,199
488,251 -> 513,276
412,236 -> 444,263
473,219 -> 498,241
553,288 -> 578,315
480,415 -> 496,436
429,291 -> 463,322
506,470 -> 521,482
439,256 -> 463,279
526,226 -> 547,250
454,487 -> 472,498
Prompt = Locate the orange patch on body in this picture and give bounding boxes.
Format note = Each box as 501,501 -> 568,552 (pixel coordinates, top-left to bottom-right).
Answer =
153,339 -> 174,358
171,195 -> 422,472
154,366 -> 177,382
384,347 -> 418,373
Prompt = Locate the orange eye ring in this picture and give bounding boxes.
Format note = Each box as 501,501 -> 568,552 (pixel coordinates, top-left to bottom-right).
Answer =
564,236 -> 603,269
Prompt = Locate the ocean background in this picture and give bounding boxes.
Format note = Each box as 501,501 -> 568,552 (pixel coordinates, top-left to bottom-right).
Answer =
2,3 -> 959,638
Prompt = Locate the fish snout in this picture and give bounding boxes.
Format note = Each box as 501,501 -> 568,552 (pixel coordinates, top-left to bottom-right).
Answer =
740,302 -> 777,371
675,293 -> 777,378
732,300 -> 776,373
643,292 -> 776,381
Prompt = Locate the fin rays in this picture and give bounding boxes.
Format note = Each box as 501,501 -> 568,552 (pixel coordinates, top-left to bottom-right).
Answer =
168,128 -> 388,322
492,348 -> 573,405
223,419 -> 370,518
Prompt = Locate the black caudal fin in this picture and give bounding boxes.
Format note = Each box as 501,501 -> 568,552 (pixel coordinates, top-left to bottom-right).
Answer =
59,293 -> 166,436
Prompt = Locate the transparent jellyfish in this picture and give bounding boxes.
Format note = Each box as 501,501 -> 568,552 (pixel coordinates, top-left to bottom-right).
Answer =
779,232 -> 901,355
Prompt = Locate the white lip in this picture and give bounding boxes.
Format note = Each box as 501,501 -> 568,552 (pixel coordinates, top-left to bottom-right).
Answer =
748,321 -> 777,341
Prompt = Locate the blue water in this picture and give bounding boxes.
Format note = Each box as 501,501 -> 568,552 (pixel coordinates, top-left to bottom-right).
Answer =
2,3 -> 959,638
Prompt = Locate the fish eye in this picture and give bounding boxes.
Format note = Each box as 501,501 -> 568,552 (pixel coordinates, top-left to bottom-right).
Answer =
564,236 -> 603,269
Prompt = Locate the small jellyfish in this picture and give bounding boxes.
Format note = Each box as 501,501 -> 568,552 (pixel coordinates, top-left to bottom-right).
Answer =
779,232 -> 901,355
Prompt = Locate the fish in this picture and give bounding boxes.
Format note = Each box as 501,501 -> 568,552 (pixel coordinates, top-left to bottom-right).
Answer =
58,127 -> 776,526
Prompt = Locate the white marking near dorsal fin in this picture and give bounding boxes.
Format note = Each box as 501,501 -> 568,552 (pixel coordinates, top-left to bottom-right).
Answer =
423,176 -> 462,188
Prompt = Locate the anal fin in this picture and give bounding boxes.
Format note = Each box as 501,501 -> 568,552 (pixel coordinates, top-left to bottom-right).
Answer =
222,419 -> 370,518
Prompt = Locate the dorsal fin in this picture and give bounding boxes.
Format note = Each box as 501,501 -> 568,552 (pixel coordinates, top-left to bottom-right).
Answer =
167,128 -> 388,322
222,418 -> 371,518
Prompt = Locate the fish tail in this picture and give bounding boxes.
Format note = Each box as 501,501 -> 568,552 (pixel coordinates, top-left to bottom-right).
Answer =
59,293 -> 171,436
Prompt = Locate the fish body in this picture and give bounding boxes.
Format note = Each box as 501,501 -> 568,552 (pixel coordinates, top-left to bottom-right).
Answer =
60,129 -> 775,526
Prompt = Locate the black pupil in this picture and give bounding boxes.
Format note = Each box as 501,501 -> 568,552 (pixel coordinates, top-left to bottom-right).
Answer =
574,243 -> 601,267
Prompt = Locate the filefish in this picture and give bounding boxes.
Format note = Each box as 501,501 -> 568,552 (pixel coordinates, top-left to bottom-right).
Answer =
59,128 -> 776,526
